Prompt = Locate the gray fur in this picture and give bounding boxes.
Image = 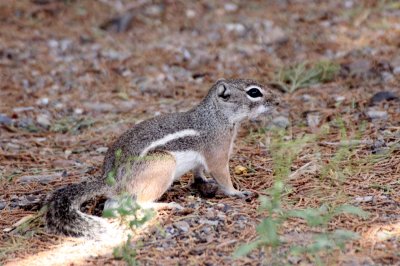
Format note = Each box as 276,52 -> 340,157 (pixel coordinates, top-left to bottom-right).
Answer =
45,79 -> 280,237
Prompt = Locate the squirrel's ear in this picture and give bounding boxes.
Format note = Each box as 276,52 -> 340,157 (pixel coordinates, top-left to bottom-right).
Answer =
217,82 -> 230,100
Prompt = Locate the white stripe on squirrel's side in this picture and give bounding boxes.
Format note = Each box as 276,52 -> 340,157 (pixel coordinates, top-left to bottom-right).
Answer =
140,129 -> 200,156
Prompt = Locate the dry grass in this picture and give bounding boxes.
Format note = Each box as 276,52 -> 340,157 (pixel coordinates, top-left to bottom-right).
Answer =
1,0 -> 399,265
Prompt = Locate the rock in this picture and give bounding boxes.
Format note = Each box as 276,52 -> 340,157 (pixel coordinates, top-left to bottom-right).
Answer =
334,95 -> 346,102
0,201 -> 6,210
393,66 -> 400,75
13,106 -> 34,113
306,112 -> 320,129
366,110 -> 388,120
162,65 -> 192,82
96,147 -> 108,153
348,59 -> 372,76
189,246 -> 205,255
224,3 -> 238,12
226,23 -> 246,35
52,159 -> 77,168
215,203 -> 226,211
260,20 -> 287,45
36,114 -> 51,128
101,50 -> 130,61
117,100 -> 137,112
381,72 -> 394,83
144,4 -> 163,16
132,76 -> 166,95
271,116 -> 290,128
16,118 -> 35,129
185,9 -> 196,18
100,12 -> 134,33
18,173 -> 62,184
74,108 -> 84,115
36,98 -> 49,106
83,102 -> 114,113
300,94 -> 315,102
6,143 -> 20,150
370,91 -> 398,105
0,114 -> 13,126
199,218 -> 219,226
173,221 -> 190,232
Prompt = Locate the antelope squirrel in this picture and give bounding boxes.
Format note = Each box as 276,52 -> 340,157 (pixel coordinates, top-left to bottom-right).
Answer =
46,79 -> 280,237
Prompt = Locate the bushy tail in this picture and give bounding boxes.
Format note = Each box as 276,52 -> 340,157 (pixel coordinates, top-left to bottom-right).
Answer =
45,180 -> 109,237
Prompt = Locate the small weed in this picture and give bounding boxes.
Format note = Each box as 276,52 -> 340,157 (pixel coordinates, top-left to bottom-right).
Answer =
112,235 -> 141,266
102,149 -> 154,265
272,61 -> 339,93
234,129 -> 369,264
103,195 -> 154,266
51,117 -> 95,134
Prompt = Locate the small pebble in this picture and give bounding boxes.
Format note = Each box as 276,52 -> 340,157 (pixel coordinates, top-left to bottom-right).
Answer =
18,174 -> 62,184
96,147 -> 108,153
366,110 -> 388,120
0,114 -> 13,126
36,114 -> 51,128
370,91 -> 398,105
174,221 -> 190,232
271,116 -> 290,128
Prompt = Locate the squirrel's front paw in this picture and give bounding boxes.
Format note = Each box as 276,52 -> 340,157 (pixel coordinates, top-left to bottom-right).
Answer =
225,189 -> 253,198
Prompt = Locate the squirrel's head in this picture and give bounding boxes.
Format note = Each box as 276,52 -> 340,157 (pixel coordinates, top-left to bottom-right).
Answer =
210,79 -> 280,124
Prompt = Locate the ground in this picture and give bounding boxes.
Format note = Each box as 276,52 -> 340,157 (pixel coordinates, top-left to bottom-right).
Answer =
0,0 -> 399,265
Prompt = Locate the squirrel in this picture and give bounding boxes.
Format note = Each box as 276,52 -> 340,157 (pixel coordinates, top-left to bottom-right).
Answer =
45,79 -> 280,237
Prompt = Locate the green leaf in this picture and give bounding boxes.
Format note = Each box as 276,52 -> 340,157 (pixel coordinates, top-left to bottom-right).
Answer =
331,229 -> 358,239
256,218 -> 280,245
333,205 -> 369,219
233,241 -> 260,258
288,208 -> 326,227
102,208 -> 118,218
106,170 -> 117,186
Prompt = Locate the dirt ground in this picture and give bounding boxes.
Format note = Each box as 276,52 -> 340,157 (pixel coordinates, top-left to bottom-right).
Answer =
0,0 -> 399,265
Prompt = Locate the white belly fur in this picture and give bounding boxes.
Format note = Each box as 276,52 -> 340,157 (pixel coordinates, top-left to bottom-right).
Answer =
171,151 -> 208,180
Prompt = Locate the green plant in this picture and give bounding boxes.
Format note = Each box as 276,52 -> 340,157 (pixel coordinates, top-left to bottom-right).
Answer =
100,147 -> 154,265
234,129 -> 369,264
112,235 -> 141,266
51,117 -> 95,133
102,194 -> 154,266
273,61 -> 339,93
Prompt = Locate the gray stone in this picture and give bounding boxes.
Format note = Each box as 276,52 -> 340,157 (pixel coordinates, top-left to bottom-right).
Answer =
96,147 -> 108,153
226,23 -> 246,35
307,112 -> 320,129
6,143 -> 20,150
174,221 -> 190,232
300,94 -> 315,102
381,72 -> 394,83
17,118 -> 34,129
36,114 -> 51,128
18,173 -> 62,184
370,91 -> 398,105
224,3 -> 238,12
0,114 -> 12,126
366,110 -> 388,120
83,102 -> 114,113
271,116 -> 290,128
13,106 -> 34,113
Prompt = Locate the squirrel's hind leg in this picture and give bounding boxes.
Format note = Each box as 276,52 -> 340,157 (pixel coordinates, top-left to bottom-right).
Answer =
126,151 -> 180,208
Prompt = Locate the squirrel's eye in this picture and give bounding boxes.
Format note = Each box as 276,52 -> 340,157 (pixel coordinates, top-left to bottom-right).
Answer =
246,88 -> 263,98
